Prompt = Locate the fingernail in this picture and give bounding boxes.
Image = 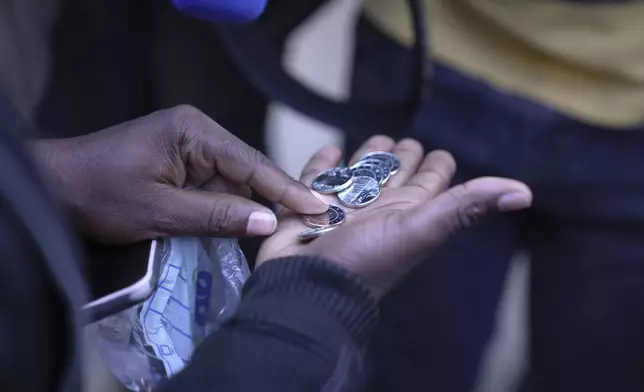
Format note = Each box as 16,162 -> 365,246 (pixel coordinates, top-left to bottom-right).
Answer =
497,192 -> 532,212
247,211 -> 277,235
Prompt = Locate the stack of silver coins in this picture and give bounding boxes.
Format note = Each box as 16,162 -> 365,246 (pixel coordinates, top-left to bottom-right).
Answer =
297,151 -> 401,241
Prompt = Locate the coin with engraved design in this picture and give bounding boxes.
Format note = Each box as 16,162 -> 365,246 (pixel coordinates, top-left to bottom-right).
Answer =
311,167 -> 354,194
301,205 -> 346,228
361,151 -> 400,175
337,176 -> 381,208
351,165 -> 386,185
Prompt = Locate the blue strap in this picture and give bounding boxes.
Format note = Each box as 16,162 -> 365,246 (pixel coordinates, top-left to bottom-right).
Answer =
172,0 -> 268,23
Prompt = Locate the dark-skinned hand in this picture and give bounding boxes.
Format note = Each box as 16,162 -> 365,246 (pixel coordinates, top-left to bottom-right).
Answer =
30,105 -> 327,243
257,136 -> 532,298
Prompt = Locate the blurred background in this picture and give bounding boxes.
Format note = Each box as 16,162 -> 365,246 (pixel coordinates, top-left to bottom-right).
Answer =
1,0 -> 529,390
73,1 -> 528,391
7,0 -> 644,390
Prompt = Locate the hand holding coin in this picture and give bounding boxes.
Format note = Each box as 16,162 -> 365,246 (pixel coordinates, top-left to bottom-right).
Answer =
257,135 -> 533,298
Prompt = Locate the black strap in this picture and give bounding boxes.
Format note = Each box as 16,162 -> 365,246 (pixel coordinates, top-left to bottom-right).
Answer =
0,92 -> 87,391
217,0 -> 429,135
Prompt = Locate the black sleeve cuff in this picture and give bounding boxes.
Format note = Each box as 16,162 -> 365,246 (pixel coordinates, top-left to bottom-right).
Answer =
237,256 -> 379,347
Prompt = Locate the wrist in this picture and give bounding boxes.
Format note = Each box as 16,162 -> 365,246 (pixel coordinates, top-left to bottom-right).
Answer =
300,250 -> 395,299
28,138 -> 84,219
249,256 -> 379,346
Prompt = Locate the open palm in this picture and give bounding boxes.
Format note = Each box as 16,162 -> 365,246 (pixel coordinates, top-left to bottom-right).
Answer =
257,136 -> 532,297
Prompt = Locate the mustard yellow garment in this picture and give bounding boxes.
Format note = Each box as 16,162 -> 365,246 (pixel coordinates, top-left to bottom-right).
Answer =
364,0 -> 644,128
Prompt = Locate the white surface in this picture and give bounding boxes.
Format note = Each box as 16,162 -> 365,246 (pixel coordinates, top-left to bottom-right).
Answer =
475,254 -> 529,392
265,0 -> 362,178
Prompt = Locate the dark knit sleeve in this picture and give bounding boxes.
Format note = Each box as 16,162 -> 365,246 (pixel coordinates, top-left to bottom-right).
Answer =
160,256 -> 379,392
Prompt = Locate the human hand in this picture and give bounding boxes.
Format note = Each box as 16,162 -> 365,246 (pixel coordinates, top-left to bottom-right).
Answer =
257,136 -> 532,298
30,105 -> 326,243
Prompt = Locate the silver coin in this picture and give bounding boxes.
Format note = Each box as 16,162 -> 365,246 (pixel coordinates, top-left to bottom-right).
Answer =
352,159 -> 391,185
338,176 -> 381,208
352,158 -> 386,169
361,151 -> 401,175
311,167 -> 354,194
297,226 -> 336,241
301,204 -> 346,228
351,165 -> 385,185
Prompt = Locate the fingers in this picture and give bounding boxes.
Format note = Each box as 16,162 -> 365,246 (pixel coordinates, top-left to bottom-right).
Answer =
156,187 -> 278,237
201,177 -> 252,199
404,150 -> 456,199
216,144 -> 327,214
175,105 -> 327,215
386,138 -> 424,188
299,145 -> 343,186
347,135 -> 425,188
348,135 -> 395,166
405,177 -> 532,247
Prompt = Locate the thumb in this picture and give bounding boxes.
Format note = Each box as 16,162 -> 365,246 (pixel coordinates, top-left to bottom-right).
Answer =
156,188 -> 277,237
406,177 -> 532,246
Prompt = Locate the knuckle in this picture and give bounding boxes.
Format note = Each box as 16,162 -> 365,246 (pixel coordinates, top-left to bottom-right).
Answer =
206,199 -> 237,233
252,148 -> 271,167
410,171 -> 447,196
167,104 -> 207,136
434,168 -> 452,188
455,202 -> 486,232
220,139 -> 268,168
171,104 -> 204,122
450,184 -> 487,232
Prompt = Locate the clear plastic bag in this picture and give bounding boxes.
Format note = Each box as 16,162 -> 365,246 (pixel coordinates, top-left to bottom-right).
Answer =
87,237 -> 250,391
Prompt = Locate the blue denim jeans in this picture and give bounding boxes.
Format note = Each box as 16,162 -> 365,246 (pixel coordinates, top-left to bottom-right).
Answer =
348,18 -> 644,392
